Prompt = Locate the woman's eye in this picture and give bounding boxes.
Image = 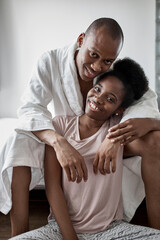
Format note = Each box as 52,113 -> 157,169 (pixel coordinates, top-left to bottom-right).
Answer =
94,86 -> 100,92
90,52 -> 97,58
106,96 -> 114,103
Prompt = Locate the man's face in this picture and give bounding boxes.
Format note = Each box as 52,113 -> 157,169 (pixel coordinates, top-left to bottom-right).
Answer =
75,27 -> 123,82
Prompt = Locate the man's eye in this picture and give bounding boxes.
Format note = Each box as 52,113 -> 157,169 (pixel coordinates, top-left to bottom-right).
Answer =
104,60 -> 112,65
90,52 -> 97,58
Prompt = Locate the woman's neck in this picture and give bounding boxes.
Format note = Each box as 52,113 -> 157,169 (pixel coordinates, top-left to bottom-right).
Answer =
79,114 -> 106,140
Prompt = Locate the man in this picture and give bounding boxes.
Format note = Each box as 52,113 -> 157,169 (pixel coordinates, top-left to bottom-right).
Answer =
0,18 -> 160,237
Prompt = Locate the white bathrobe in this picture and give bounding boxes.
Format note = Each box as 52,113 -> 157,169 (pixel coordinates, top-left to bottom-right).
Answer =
0,41 -> 160,221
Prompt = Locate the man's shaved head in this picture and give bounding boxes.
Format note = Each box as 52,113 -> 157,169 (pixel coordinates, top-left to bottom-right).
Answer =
85,18 -> 124,43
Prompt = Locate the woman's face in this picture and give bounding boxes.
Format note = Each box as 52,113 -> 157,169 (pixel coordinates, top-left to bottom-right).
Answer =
85,75 -> 126,121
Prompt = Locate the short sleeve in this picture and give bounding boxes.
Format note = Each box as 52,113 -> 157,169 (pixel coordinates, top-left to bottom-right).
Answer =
52,116 -> 67,137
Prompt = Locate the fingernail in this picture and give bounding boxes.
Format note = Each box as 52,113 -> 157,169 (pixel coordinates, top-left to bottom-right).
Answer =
111,139 -> 115,143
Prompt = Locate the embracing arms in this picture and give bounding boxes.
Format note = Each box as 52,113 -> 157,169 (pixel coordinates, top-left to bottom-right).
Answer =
34,128 -> 122,179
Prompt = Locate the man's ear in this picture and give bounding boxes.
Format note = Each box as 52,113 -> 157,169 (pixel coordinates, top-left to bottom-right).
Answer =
77,33 -> 85,48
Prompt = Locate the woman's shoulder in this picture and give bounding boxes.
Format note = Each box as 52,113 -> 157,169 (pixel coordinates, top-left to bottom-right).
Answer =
52,115 -> 77,135
108,115 -> 122,129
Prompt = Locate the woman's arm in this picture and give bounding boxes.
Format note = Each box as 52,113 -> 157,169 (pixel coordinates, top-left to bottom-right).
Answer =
44,144 -> 78,240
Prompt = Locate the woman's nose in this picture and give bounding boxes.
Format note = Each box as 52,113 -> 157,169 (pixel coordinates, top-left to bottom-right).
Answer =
94,95 -> 104,104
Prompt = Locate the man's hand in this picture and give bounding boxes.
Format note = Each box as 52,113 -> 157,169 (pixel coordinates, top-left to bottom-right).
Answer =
53,135 -> 88,183
106,118 -> 154,145
33,129 -> 88,183
93,137 -> 121,175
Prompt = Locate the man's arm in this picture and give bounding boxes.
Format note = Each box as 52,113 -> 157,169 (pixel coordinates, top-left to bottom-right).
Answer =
93,137 -> 122,174
33,129 -> 88,183
44,144 -> 78,240
107,118 -> 160,145
106,89 -> 160,144
16,50 -> 87,183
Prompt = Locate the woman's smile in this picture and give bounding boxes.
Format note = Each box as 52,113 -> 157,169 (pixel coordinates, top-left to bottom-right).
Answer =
88,100 -> 102,112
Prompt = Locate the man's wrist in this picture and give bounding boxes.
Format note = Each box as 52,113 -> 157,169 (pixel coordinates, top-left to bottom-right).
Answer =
32,129 -> 60,146
152,118 -> 160,131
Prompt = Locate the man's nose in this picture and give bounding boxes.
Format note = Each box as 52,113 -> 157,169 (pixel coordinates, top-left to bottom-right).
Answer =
91,61 -> 102,72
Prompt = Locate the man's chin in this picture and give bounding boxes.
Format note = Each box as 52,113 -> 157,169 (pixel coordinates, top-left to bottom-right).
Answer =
81,74 -> 94,82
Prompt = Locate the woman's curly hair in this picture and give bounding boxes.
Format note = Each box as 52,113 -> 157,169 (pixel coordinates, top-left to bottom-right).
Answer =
94,58 -> 149,108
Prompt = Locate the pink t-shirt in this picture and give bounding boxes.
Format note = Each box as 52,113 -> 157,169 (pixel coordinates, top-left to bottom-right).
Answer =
50,115 -> 123,234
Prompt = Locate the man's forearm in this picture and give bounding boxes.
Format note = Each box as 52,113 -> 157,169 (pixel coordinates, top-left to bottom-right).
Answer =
32,129 -> 59,146
151,118 -> 160,131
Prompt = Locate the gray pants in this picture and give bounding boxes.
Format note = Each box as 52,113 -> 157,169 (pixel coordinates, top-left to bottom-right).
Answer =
9,220 -> 160,240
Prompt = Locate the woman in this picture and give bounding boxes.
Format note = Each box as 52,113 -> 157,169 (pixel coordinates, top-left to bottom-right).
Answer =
10,58 -> 160,240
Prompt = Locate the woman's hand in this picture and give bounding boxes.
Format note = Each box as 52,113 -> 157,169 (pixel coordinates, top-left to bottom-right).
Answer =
93,137 -> 121,175
107,118 -> 155,145
53,135 -> 88,183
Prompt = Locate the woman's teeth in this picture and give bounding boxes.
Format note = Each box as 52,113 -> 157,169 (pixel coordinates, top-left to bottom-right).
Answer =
90,102 -> 99,110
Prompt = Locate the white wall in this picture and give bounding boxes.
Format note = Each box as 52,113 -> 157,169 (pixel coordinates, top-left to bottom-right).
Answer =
0,0 -> 156,117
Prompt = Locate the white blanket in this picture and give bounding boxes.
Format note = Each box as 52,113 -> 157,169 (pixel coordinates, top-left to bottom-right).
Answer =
0,42 -> 160,222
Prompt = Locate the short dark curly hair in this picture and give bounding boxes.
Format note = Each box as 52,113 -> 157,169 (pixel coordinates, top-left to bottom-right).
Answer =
94,58 -> 149,108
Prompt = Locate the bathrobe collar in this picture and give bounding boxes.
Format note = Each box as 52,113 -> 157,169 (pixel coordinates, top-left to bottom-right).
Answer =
60,42 -> 84,116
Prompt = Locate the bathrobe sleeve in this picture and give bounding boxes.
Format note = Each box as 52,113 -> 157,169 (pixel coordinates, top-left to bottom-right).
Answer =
121,88 -> 160,121
15,42 -> 83,139
16,51 -> 56,132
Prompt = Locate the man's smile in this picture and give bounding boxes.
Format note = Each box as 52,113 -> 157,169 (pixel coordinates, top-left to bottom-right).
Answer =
84,65 -> 98,79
